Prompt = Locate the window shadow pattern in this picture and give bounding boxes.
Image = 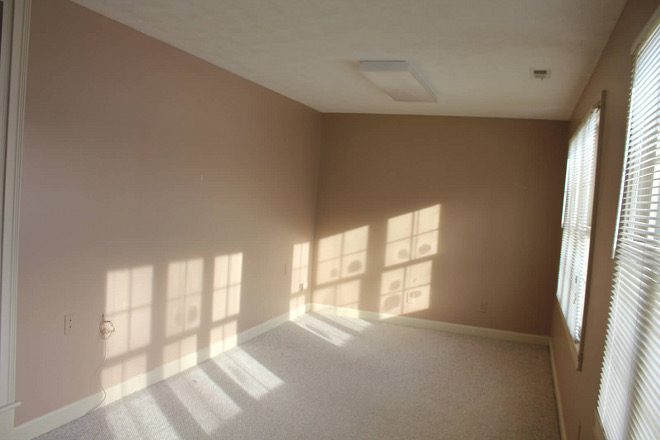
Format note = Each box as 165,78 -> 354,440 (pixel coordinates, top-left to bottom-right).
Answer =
47,205 -> 441,439
312,204 -> 440,318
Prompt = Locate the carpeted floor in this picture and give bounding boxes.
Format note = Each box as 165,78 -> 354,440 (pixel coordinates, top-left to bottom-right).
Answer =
36,313 -> 560,440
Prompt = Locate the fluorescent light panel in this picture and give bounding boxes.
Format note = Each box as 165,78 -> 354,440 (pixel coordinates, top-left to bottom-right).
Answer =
359,61 -> 436,103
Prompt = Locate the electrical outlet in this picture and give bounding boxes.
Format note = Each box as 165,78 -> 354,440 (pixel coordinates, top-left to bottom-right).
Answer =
479,302 -> 488,313
64,314 -> 73,335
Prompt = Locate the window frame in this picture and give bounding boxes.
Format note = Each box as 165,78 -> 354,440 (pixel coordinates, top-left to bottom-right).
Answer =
556,93 -> 605,371
595,7 -> 660,439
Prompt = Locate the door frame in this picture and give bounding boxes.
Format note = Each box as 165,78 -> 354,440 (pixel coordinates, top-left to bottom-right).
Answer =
0,0 -> 30,414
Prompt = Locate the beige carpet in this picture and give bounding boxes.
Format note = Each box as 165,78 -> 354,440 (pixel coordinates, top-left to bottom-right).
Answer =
36,313 -> 560,439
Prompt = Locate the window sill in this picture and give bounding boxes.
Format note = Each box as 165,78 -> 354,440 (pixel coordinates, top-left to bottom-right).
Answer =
556,298 -> 583,371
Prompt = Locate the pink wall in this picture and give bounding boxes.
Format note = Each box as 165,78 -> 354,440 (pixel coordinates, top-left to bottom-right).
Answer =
16,0 -> 321,424
550,1 -> 660,439
16,0 -> 638,430
314,114 -> 567,336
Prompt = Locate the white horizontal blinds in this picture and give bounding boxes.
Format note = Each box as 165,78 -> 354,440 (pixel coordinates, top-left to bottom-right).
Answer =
597,18 -> 660,440
556,107 -> 600,343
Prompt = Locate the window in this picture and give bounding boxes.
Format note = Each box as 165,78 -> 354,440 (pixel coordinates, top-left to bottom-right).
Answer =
596,14 -> 660,440
556,105 -> 601,360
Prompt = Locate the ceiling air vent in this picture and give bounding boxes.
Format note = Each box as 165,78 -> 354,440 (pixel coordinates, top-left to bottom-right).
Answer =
530,68 -> 551,80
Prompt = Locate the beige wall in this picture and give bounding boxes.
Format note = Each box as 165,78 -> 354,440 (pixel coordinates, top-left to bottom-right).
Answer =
18,0 -> 647,431
550,1 -> 659,439
314,114 -> 567,335
15,0 -> 321,424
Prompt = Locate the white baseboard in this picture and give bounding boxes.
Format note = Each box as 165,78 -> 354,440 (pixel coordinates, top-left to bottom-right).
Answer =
8,302 -> 550,440
8,303 -> 310,440
549,342 -> 567,440
311,303 -> 550,346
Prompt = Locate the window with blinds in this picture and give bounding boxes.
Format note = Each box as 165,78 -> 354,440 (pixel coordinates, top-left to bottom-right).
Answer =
596,15 -> 660,440
556,107 -> 600,347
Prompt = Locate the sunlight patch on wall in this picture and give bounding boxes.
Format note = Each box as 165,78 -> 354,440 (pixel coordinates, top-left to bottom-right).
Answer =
166,259 -> 203,338
101,354 -> 148,394
103,265 -> 154,385
105,266 -> 154,357
313,279 -> 361,309
290,242 -> 310,319
213,254 -> 242,322
291,242 -> 310,293
210,253 -> 242,356
380,260 -> 432,315
210,321 -> 238,357
163,334 -> 198,369
386,205 -> 440,267
213,348 -> 283,400
316,226 -> 369,285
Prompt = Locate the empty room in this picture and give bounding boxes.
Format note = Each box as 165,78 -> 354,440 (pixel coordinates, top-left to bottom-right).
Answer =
0,0 -> 658,439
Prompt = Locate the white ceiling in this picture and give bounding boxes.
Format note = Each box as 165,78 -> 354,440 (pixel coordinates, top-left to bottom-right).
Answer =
71,0 -> 627,120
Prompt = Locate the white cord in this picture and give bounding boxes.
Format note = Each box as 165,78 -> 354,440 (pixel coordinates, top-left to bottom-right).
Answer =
87,337 -> 108,414
88,318 -> 112,414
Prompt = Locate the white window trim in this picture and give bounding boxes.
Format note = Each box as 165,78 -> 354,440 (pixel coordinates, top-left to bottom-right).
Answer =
556,93 -> 605,371
0,0 -> 30,413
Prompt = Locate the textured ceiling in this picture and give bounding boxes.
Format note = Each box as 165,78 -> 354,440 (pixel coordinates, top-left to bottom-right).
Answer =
71,0 -> 627,120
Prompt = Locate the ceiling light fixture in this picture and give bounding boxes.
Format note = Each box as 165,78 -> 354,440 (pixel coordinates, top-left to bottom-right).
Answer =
359,61 -> 436,103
